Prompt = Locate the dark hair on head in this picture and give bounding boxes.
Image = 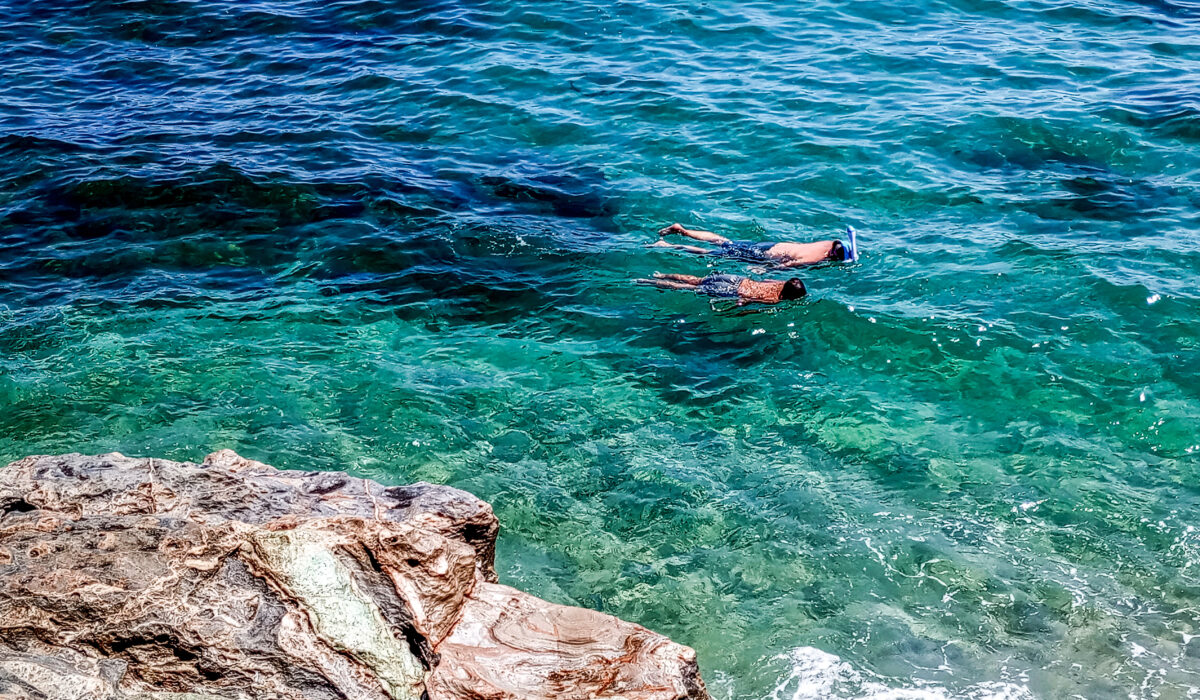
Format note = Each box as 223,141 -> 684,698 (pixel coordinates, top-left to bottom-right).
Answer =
830,240 -> 846,261
781,278 -> 807,300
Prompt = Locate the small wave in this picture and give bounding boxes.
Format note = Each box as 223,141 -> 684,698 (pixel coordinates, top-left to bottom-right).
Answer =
769,647 -> 1034,700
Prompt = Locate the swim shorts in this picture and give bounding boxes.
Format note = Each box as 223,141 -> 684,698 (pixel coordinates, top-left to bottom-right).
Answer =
711,240 -> 777,263
697,273 -> 744,298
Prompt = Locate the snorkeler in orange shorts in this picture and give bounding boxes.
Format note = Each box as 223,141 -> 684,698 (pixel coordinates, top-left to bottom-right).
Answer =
638,272 -> 807,305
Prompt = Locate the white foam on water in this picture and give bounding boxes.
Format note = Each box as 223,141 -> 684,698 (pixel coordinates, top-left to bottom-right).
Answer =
770,647 -> 1036,700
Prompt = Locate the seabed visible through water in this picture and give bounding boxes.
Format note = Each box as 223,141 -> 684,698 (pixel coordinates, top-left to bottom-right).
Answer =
2,1 -> 1200,697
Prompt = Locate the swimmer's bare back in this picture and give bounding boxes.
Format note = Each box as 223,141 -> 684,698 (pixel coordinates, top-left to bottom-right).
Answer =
764,241 -> 840,266
736,277 -> 799,303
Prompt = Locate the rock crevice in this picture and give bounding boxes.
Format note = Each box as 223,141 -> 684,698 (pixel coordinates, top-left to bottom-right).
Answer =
0,451 -> 708,700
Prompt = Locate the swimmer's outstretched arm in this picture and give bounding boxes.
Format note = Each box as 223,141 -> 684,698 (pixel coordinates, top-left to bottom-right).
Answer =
778,258 -> 816,269
658,223 -> 731,245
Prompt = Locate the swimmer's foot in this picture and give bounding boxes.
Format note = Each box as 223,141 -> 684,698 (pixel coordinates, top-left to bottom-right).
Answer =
658,223 -> 685,237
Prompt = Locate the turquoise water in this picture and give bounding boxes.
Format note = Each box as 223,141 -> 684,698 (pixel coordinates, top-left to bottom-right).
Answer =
2,0 -> 1200,697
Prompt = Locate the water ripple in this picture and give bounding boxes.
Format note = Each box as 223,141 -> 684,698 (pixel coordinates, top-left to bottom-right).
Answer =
1,0 -> 1199,698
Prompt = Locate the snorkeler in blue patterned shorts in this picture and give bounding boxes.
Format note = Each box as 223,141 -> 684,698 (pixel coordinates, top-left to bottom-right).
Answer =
650,223 -> 859,267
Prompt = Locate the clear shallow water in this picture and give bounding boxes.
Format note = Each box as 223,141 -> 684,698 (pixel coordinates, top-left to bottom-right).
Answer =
2,0 -> 1200,697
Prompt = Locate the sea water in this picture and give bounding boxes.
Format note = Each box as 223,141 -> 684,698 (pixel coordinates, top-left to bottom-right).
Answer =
1,1 -> 1199,697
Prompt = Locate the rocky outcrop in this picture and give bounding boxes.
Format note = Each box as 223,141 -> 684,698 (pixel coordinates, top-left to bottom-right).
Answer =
0,451 -> 708,700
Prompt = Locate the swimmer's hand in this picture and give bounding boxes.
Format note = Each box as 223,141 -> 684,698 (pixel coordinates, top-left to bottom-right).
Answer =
658,223 -> 686,236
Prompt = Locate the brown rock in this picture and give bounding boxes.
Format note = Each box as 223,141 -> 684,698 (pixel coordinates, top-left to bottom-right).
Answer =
0,452 -> 708,700
430,583 -> 708,700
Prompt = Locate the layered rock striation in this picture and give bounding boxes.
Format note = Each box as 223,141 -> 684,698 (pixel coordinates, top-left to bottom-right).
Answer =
0,451 -> 708,700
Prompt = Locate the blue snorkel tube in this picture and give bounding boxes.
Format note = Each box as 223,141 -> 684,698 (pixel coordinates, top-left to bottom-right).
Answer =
845,225 -> 859,262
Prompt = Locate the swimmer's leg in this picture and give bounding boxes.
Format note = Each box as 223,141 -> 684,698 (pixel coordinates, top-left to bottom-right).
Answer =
635,278 -> 699,291
648,240 -> 712,255
653,272 -> 703,284
658,223 -> 731,245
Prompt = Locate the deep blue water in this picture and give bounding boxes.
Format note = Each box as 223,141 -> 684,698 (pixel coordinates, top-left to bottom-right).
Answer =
2,1 -> 1200,698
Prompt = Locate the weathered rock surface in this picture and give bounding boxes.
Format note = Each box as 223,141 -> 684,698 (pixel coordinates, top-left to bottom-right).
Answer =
0,451 -> 709,700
